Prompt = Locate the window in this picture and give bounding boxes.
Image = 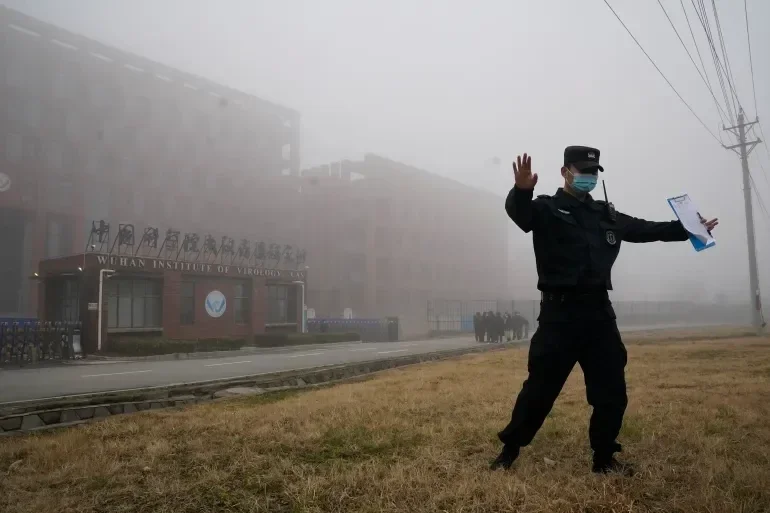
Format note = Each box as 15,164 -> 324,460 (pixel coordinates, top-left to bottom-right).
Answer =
22,136 -> 40,159
23,98 -> 42,128
267,285 -> 289,324
53,279 -> 79,322
5,133 -> 23,162
44,141 -> 64,170
180,281 -> 195,325
234,281 -> 250,324
45,217 -> 73,258
53,69 -> 76,99
90,83 -> 109,109
65,111 -> 82,142
45,178 -> 74,212
106,279 -> 162,329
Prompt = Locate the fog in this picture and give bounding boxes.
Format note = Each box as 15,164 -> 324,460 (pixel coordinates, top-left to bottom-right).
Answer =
7,0 -> 770,307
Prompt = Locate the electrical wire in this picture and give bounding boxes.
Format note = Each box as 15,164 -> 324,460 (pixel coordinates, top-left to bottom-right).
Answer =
679,0 -> 730,135
744,0 -> 758,117
710,0 -> 741,113
660,0 -> 730,127
601,0 -> 723,145
749,171 -> 769,219
749,135 -> 770,196
692,0 -> 735,125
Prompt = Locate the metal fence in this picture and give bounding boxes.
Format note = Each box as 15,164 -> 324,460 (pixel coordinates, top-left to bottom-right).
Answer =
427,298 -> 752,334
0,322 -> 83,364
307,318 -> 399,342
426,300 -> 517,333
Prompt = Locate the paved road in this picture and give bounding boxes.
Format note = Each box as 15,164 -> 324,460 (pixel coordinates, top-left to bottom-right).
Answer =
0,337 -> 503,404
0,322 -> 726,404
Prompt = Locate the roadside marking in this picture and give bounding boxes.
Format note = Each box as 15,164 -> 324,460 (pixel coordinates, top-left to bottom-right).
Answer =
286,352 -> 325,358
82,370 -> 152,378
204,360 -> 252,367
349,348 -> 376,352
377,349 -> 408,355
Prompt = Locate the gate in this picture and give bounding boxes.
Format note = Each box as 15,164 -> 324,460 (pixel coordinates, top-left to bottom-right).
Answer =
426,299 -> 516,333
0,321 -> 82,364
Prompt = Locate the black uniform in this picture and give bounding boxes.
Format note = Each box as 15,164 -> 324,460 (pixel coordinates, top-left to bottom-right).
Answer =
495,146 -> 689,471
473,313 -> 482,342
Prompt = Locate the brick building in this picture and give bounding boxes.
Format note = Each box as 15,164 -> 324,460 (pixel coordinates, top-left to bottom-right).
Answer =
0,6 -> 301,319
36,252 -> 306,354
298,154 -> 510,334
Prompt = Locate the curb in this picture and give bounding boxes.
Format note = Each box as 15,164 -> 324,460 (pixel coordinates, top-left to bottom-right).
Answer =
0,341 -> 521,436
75,340 -> 369,363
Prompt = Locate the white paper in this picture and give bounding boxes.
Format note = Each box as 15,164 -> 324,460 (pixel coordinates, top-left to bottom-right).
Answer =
667,194 -> 715,247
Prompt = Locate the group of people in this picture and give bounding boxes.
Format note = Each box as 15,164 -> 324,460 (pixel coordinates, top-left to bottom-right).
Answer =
473,311 -> 529,343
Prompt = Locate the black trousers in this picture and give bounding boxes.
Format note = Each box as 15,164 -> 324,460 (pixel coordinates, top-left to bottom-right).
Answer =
497,320 -> 628,456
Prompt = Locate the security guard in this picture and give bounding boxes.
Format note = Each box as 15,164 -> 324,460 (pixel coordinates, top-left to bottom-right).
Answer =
491,147 -> 718,474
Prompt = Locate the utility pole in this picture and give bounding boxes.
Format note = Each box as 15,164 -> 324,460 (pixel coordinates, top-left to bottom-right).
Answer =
723,109 -> 764,332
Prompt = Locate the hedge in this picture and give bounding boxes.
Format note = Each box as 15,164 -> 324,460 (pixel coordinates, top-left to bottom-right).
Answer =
104,332 -> 361,356
104,336 -> 246,356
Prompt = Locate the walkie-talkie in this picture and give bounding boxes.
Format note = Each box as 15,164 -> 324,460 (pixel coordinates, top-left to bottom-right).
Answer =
602,180 -> 617,222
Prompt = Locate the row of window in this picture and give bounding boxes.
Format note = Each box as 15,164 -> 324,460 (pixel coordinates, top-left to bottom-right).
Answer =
105,279 -> 293,329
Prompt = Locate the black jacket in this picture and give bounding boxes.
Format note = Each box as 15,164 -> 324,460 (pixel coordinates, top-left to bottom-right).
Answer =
505,186 -> 688,292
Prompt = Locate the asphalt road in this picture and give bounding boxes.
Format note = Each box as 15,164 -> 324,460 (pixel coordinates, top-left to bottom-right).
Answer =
0,322 -> 723,404
0,337 -> 503,404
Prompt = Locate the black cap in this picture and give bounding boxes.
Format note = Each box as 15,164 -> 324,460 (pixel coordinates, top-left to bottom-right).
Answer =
564,146 -> 604,172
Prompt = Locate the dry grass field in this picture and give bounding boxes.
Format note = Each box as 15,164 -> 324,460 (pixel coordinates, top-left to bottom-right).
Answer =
1,330 -> 769,513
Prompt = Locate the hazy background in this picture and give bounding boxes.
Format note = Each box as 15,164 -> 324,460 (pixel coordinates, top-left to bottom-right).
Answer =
6,0 -> 769,305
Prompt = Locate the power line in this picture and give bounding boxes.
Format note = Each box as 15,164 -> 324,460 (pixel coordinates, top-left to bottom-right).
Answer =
759,122 -> 770,169
691,0 -> 735,125
709,0 -> 742,114
749,171 -> 769,219
678,0 -> 729,128
744,0 -> 759,117
659,0 -> 730,124
601,0 -> 722,145
752,143 -> 770,192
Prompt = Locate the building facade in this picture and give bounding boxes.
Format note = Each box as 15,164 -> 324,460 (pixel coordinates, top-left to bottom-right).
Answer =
298,154 -> 510,334
37,252 -> 306,354
0,6 -> 301,319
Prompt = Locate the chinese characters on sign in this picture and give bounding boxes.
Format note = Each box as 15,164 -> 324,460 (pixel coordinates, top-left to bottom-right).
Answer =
86,220 -> 308,270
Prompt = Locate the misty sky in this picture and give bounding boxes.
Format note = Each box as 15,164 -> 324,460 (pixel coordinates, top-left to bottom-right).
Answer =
5,0 -> 770,305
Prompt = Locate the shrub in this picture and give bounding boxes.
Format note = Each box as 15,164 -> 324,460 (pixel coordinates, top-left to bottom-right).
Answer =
105,336 -> 245,356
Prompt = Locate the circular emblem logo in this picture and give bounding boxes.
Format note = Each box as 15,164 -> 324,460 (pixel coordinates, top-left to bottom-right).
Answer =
605,230 -> 617,246
204,290 -> 227,318
0,173 -> 11,193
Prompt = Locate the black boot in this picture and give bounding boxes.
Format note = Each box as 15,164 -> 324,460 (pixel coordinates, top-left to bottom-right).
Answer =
592,455 -> 635,476
490,445 -> 520,471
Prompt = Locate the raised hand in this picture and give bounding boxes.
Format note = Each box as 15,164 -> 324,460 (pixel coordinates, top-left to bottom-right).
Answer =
513,153 -> 538,190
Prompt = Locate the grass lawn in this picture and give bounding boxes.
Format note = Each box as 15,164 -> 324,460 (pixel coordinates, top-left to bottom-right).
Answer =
1,331 -> 769,512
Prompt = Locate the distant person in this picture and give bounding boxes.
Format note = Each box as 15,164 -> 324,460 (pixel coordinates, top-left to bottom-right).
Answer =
512,312 -> 526,340
473,312 -> 482,342
490,148 -> 718,475
495,312 -> 505,343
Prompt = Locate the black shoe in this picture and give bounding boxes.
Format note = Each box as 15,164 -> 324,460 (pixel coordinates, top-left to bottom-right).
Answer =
592,456 -> 635,476
490,445 -> 520,471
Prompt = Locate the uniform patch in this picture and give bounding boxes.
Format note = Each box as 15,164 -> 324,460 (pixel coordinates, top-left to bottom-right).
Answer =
605,230 -> 617,246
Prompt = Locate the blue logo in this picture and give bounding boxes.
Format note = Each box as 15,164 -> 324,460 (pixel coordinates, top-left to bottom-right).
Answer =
205,290 -> 226,318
